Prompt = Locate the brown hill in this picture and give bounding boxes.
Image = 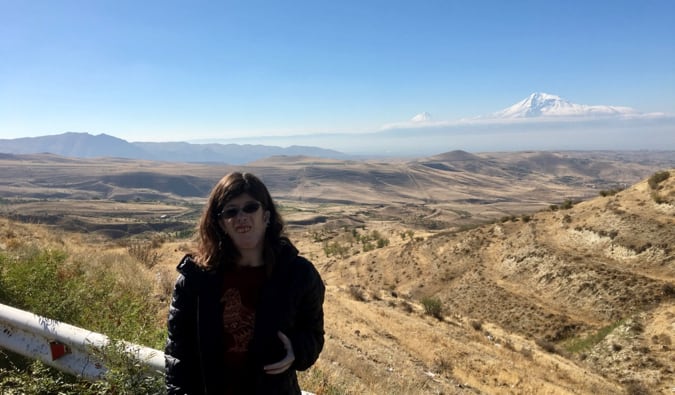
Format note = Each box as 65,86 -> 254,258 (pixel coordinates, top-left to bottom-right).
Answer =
0,153 -> 673,393
300,170 -> 674,394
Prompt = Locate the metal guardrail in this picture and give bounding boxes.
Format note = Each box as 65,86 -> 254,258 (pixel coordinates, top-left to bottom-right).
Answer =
0,302 -> 164,380
0,303 -> 315,395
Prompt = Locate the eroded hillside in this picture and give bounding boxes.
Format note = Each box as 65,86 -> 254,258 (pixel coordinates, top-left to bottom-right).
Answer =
304,170 -> 674,394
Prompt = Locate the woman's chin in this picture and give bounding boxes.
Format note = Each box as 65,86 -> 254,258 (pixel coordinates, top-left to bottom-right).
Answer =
231,237 -> 264,251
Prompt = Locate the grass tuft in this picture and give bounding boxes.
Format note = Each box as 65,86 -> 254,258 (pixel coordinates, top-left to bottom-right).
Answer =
563,320 -> 624,354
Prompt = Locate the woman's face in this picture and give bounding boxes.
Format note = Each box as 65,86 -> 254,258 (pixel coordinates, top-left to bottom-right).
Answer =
219,193 -> 270,253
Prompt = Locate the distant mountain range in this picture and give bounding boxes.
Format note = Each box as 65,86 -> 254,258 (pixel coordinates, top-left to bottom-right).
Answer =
0,132 -> 348,164
2,93 -> 672,158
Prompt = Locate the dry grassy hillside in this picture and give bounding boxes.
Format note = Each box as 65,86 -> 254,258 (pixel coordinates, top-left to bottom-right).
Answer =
299,170 -> 674,394
1,152 -> 673,394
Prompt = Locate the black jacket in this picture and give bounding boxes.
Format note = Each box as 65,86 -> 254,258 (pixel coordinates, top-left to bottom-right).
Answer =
165,240 -> 325,395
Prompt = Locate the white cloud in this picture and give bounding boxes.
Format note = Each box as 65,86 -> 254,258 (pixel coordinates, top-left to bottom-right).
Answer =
411,112 -> 432,123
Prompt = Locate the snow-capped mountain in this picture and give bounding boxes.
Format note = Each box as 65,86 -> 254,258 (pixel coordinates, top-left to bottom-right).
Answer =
492,92 -> 640,119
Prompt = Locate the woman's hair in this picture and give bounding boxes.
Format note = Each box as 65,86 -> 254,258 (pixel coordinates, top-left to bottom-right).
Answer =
196,172 -> 285,269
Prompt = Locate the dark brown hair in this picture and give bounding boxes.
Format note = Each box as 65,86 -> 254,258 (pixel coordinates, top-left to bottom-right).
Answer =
196,172 -> 284,269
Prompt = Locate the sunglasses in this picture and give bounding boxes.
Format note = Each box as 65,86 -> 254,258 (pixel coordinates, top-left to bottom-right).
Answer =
218,201 -> 262,219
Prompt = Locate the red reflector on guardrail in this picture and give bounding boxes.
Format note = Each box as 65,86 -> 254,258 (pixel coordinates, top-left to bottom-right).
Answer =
49,341 -> 70,360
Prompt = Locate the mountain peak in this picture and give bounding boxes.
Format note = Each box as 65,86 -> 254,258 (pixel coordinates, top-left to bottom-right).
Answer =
524,92 -> 565,105
492,93 -> 639,119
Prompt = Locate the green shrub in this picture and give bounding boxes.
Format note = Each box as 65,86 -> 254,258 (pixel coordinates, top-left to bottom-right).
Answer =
651,191 -> 668,204
560,199 -> 575,210
421,297 -> 443,320
624,380 -> 650,395
0,246 -> 165,347
127,241 -> 162,269
0,359 -> 81,394
648,170 -> 670,189
376,238 -> 389,248
563,320 -> 623,354
323,241 -> 350,258
0,245 -> 166,393
0,247 -> 81,323
173,228 -> 195,239
405,230 -> 415,240
599,188 -> 623,197
90,340 -> 164,394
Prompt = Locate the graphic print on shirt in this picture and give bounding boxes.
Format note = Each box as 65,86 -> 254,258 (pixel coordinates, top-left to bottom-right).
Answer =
221,288 -> 256,352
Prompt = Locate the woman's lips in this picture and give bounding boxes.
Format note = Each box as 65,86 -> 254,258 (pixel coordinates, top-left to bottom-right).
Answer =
235,225 -> 251,233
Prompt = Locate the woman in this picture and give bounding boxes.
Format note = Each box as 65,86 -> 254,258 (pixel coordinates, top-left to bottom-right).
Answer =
165,172 -> 325,394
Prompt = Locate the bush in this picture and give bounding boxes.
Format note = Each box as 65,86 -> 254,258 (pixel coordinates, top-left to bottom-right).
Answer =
127,241 -> 162,269
651,191 -> 668,204
0,359 -> 81,394
0,245 -> 166,393
0,246 -> 165,347
348,285 -> 367,302
421,297 -> 443,320
599,188 -> 623,197
0,349 -> 165,395
648,170 -> 670,189
563,320 -> 623,354
323,241 -> 350,258
399,230 -> 414,240
519,347 -> 533,359
0,247 -> 81,323
535,338 -> 557,354
90,340 -> 164,394
560,199 -> 575,210
624,381 -> 650,395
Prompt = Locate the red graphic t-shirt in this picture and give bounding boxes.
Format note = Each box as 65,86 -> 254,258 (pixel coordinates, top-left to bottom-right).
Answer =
221,265 -> 267,370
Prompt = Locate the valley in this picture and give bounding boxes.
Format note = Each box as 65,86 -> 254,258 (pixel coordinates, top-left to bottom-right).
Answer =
0,151 -> 673,394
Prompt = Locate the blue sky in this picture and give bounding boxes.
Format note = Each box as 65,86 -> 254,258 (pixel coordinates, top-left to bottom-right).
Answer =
1,0 -> 674,142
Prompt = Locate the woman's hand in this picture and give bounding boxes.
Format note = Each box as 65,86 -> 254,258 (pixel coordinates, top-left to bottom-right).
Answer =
263,331 -> 295,375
